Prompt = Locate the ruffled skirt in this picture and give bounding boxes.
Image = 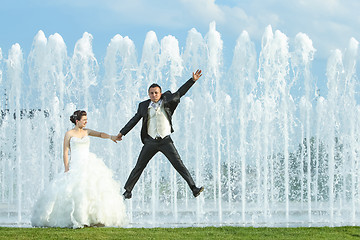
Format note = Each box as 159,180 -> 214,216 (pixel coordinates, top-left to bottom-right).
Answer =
31,152 -> 127,228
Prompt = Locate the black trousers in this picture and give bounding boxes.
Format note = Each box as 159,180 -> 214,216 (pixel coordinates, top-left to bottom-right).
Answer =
124,136 -> 196,192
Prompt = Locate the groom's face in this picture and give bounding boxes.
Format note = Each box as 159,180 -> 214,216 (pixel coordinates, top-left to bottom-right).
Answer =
148,87 -> 162,103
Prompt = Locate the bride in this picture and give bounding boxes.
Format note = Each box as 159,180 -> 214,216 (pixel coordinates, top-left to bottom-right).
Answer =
31,110 -> 128,228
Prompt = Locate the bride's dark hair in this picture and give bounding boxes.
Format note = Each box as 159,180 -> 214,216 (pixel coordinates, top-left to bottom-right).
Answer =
70,110 -> 87,124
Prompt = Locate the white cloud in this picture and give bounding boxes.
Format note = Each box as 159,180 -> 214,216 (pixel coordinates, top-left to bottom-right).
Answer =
209,0 -> 360,58
298,0 -> 341,13
180,0 -> 225,24
28,0 -> 360,59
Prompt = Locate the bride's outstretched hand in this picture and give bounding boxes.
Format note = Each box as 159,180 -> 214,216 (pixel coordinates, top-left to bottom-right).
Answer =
110,135 -> 118,143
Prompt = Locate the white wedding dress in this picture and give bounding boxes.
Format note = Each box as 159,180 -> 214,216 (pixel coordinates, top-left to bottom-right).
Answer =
31,136 -> 127,228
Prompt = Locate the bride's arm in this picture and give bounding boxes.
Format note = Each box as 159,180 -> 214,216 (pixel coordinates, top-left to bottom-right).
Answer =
63,132 -> 71,172
86,129 -> 117,143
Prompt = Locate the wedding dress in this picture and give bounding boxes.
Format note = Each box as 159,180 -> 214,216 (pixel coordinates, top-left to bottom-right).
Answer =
31,136 -> 127,228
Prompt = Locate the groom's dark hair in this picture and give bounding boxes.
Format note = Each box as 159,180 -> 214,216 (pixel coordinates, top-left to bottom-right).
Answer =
148,83 -> 162,92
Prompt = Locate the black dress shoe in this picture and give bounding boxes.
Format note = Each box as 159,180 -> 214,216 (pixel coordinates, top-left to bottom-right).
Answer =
123,191 -> 132,199
192,186 -> 204,197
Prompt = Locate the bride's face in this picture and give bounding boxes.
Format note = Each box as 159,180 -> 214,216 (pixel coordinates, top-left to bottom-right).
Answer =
76,116 -> 88,128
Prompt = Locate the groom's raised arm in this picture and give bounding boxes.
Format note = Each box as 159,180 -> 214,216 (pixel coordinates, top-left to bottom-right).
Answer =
173,69 -> 202,100
175,78 -> 196,98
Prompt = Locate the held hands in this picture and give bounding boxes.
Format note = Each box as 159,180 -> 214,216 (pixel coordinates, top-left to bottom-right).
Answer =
192,69 -> 202,82
116,133 -> 123,141
110,135 -> 118,143
109,133 -> 122,143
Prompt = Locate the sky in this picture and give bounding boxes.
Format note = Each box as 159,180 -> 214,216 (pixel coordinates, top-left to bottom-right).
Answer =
0,0 -> 359,82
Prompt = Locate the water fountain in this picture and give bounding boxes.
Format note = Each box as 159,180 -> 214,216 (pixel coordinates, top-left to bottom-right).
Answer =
0,22 -> 359,227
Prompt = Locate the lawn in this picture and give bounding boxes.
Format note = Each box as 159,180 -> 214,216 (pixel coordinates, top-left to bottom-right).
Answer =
1,226 -> 360,240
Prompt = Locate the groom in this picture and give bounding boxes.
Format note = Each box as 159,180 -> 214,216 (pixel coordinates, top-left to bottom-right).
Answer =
117,69 -> 204,199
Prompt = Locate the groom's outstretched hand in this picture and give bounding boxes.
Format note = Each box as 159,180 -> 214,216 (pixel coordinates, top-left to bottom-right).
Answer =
116,133 -> 123,141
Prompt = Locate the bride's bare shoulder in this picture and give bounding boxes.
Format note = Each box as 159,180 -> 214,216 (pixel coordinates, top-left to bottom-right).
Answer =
64,129 -> 75,138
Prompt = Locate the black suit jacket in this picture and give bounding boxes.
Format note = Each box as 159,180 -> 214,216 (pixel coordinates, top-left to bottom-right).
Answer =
120,78 -> 195,143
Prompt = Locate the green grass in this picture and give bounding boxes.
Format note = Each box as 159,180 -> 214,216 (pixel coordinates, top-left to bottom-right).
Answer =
1,226 -> 360,240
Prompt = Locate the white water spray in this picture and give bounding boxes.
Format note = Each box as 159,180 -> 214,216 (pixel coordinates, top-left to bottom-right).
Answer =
0,22 -> 359,227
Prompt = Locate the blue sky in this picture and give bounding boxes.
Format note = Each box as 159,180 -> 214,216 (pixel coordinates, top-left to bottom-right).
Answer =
0,0 -> 359,78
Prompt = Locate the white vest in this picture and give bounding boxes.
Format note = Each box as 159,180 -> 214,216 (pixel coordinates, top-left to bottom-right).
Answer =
147,103 -> 171,139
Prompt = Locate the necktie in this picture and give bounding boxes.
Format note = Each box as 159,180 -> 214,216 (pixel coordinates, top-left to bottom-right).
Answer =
151,102 -> 157,110
152,101 -> 160,110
